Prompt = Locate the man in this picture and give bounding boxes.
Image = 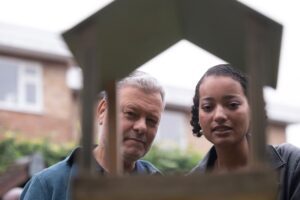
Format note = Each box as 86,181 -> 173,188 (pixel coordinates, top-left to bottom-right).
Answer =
21,71 -> 165,200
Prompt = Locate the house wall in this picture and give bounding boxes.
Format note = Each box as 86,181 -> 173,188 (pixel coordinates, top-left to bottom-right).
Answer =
0,56 -> 80,144
158,108 -> 287,156
0,53 -> 287,147
184,112 -> 212,155
185,122 -> 286,156
266,122 -> 286,145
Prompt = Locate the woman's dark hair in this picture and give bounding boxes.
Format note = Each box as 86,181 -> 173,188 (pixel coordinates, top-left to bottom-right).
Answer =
190,64 -> 248,137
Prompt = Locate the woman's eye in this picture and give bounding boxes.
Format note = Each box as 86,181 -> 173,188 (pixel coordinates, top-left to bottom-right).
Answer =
228,102 -> 240,110
201,104 -> 212,112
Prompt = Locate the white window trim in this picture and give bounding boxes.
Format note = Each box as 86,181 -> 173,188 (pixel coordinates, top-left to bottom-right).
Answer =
0,56 -> 43,114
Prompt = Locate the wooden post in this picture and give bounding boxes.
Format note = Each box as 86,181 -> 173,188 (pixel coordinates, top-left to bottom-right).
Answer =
104,81 -> 123,176
246,14 -> 269,167
79,49 -> 98,175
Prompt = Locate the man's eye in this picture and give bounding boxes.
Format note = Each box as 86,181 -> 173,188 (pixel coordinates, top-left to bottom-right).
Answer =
147,118 -> 158,127
124,111 -> 136,118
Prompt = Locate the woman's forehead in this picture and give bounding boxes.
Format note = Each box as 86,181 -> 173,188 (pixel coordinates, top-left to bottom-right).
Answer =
199,76 -> 245,97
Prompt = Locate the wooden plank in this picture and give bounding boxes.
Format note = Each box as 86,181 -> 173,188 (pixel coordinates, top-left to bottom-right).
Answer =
246,12 -> 271,167
71,170 -> 278,200
104,81 -> 123,176
79,45 -> 98,175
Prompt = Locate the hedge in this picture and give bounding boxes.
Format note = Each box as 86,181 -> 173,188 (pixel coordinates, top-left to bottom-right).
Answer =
0,134 -> 202,175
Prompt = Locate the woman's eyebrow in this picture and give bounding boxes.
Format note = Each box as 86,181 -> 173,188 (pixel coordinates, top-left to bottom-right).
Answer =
222,95 -> 239,100
200,97 -> 214,101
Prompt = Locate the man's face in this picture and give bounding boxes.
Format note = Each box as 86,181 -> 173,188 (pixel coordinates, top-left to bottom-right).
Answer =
98,86 -> 163,162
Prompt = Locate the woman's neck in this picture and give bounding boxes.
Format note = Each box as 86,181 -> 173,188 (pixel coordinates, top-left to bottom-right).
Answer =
214,139 -> 250,173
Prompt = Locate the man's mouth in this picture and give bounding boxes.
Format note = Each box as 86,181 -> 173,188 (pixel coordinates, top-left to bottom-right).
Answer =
124,137 -> 146,145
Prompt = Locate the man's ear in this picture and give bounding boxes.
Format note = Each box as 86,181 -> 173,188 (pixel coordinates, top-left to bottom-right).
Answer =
97,99 -> 107,125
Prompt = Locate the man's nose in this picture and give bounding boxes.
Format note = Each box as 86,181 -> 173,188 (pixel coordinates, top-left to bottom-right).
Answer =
133,117 -> 147,133
214,105 -> 227,123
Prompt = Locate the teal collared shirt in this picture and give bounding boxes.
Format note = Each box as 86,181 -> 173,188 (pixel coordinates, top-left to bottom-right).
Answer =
21,147 -> 161,200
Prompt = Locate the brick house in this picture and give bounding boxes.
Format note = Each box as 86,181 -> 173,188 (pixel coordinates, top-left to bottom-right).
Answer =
0,22 -> 298,154
0,23 -> 80,143
155,86 -> 300,155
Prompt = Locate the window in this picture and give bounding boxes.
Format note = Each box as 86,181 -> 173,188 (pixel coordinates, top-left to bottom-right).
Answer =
0,56 -> 43,113
155,110 -> 188,150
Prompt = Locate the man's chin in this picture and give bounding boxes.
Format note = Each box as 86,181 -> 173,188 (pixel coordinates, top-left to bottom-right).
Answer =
123,150 -> 145,162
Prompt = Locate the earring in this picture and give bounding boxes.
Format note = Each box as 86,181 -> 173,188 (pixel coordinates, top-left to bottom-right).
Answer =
199,130 -> 203,134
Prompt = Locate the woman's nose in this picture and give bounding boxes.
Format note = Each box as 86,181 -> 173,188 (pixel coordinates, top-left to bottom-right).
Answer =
213,105 -> 227,123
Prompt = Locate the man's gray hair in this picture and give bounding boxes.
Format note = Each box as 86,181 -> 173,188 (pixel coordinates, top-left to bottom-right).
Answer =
98,71 -> 165,103
117,71 -> 165,102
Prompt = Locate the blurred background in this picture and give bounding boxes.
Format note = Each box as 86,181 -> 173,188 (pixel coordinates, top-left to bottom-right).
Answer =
0,0 -> 300,197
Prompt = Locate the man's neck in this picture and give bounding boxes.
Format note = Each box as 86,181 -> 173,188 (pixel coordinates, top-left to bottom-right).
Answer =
123,159 -> 136,173
93,145 -> 136,174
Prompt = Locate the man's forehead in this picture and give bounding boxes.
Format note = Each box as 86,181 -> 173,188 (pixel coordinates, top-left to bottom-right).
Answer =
118,85 -> 159,97
119,86 -> 163,108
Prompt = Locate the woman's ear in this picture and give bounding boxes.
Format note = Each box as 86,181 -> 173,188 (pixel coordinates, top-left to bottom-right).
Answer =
97,99 -> 107,125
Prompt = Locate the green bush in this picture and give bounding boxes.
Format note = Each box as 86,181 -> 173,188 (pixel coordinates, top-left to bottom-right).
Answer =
144,145 -> 202,175
0,136 -> 75,173
0,138 -> 18,172
0,132 -> 202,175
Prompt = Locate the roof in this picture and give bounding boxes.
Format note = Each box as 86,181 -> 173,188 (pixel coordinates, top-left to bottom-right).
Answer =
264,87 -> 300,125
0,22 -> 72,61
63,0 -> 282,93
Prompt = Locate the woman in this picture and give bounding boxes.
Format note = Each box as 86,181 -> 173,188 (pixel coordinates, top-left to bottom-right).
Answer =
190,64 -> 300,200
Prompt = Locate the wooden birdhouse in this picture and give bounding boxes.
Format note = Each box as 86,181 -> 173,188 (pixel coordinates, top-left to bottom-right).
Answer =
63,0 -> 282,199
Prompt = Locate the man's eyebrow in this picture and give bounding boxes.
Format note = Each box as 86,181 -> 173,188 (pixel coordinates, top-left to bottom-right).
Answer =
148,113 -> 159,119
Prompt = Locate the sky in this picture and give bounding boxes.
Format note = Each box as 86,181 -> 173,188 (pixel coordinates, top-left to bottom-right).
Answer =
0,0 -> 300,146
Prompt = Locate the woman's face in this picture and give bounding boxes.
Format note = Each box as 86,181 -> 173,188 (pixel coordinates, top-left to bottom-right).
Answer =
198,75 -> 250,147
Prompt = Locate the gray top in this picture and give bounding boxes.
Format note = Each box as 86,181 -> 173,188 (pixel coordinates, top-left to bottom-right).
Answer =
190,143 -> 300,200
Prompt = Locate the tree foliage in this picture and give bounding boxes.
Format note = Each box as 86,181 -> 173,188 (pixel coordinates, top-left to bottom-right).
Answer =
144,145 -> 202,175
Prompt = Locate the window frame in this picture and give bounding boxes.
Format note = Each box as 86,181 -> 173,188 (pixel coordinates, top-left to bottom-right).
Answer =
155,110 -> 188,150
0,56 -> 43,113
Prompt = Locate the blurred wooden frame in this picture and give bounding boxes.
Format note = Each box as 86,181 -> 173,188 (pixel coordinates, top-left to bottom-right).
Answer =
63,0 -> 282,199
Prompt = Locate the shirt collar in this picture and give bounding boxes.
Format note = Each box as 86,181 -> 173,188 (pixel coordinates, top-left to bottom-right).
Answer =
66,146 -> 153,176
266,145 -> 286,170
191,145 -> 286,173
